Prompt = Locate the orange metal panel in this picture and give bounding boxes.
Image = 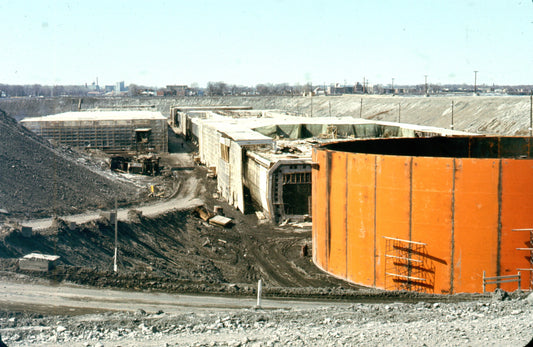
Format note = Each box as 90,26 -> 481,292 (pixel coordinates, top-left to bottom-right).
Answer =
346,153 -> 376,287
375,155 -> 412,290
328,152 -> 348,278
312,149 -> 328,271
500,159 -> 533,291
453,159 -> 499,293
411,157 -> 454,294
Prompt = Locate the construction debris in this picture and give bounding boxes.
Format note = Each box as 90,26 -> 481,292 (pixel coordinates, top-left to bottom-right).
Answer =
193,206 -> 215,222
202,238 -> 211,247
209,215 -> 233,227
110,153 -> 160,176
19,253 -> 60,272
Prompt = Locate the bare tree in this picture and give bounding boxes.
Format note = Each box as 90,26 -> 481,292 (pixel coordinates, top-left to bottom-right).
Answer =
207,81 -> 228,96
128,84 -> 141,96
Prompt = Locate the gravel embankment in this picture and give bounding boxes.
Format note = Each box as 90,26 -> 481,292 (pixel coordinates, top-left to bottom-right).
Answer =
1,291 -> 532,346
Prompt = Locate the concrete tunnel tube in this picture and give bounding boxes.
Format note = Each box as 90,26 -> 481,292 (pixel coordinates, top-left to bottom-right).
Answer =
312,136 -> 533,294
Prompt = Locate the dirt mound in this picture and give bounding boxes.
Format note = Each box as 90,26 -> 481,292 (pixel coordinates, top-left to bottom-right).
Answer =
0,111 -> 141,219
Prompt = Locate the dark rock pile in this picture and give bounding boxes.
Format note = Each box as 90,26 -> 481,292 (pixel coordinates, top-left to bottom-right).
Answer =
0,111 -> 139,219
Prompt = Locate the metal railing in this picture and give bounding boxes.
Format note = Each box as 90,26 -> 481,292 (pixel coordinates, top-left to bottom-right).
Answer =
482,271 -> 521,293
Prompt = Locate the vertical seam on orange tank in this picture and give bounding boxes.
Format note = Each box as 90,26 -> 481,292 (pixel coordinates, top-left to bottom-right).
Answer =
408,157 -> 413,291
450,158 -> 456,294
373,155 -> 377,288
345,153 -> 348,280
326,151 -> 331,271
497,159 -> 503,282
312,148 -> 317,264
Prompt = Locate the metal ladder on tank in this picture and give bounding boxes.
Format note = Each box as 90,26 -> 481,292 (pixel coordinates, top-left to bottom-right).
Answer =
513,228 -> 533,290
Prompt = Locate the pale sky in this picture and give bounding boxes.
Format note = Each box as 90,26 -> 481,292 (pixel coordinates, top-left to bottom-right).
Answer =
1,0 -> 532,88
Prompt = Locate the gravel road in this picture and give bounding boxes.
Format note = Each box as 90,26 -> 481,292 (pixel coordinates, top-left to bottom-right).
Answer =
20,175 -> 204,231
0,279 -> 532,346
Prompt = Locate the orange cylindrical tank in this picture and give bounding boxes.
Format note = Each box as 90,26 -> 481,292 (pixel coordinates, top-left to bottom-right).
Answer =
312,137 -> 533,294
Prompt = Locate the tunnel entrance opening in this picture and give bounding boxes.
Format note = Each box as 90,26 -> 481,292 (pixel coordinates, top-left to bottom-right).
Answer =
271,165 -> 312,223
282,183 -> 312,215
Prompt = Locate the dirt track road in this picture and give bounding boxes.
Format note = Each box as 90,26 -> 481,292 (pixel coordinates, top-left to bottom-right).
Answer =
20,175 -> 204,231
0,280 -> 344,315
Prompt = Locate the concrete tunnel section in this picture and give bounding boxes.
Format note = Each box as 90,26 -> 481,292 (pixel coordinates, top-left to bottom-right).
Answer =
172,106 -> 469,224
312,136 -> 533,294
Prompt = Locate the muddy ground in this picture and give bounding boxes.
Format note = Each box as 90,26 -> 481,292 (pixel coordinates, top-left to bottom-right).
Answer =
0,164 -> 363,296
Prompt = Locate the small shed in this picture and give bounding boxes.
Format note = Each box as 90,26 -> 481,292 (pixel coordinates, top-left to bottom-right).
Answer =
18,253 -> 60,272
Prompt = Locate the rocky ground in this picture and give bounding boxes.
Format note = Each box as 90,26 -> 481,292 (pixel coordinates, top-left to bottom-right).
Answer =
0,288 -> 531,346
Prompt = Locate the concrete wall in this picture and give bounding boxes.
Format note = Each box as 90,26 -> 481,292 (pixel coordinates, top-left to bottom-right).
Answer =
243,155 -> 271,216
198,122 -> 221,169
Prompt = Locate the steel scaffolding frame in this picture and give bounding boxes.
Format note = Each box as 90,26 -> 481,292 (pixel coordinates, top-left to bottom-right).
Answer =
384,236 -> 435,293
513,228 -> 533,290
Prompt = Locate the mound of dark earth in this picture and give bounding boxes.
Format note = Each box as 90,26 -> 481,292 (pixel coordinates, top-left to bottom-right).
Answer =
0,111 -> 140,219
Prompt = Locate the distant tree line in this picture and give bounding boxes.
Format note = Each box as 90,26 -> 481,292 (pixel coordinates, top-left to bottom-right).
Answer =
0,84 -> 90,97
1,82 -> 532,98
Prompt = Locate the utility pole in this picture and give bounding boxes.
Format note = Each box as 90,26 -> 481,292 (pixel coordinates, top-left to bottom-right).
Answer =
362,77 -> 366,94
359,98 -> 363,118
113,198 -> 118,273
529,89 -> 533,137
424,75 -> 428,96
451,100 -> 455,130
474,70 -> 478,95
391,78 -> 395,95
398,103 -> 401,123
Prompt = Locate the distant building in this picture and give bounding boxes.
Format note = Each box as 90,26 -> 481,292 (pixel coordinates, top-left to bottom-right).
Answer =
116,81 -> 125,92
327,84 -> 354,95
87,82 -> 100,92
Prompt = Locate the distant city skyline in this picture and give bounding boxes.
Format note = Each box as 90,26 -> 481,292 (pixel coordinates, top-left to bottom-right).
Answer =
1,1 -> 532,88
